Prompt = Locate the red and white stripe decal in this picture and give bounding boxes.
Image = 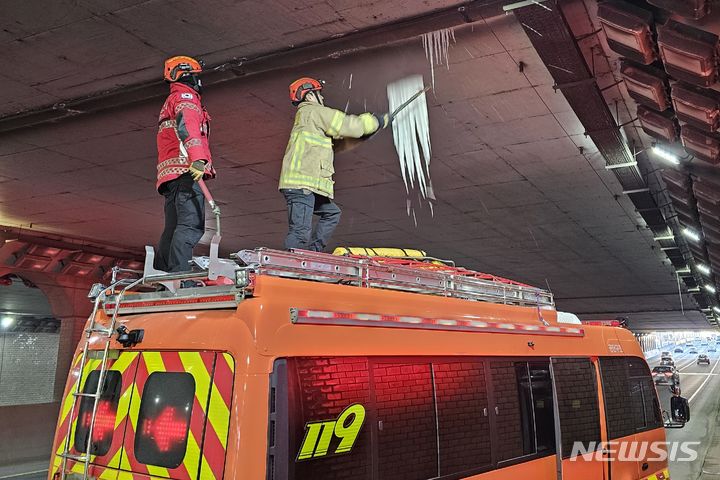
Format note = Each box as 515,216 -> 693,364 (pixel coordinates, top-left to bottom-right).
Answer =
293,309 -> 584,336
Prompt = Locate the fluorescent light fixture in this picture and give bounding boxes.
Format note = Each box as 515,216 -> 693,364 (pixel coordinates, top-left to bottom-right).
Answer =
676,266 -> 691,273
1,317 -> 13,329
714,306 -> 720,314
698,263 -> 711,275
654,234 -> 675,241
651,146 -> 681,164
705,284 -> 717,293
682,227 -> 701,241
688,287 -> 701,292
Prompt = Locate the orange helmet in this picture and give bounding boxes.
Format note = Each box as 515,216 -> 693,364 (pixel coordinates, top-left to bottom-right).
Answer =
289,77 -> 324,104
164,56 -> 203,82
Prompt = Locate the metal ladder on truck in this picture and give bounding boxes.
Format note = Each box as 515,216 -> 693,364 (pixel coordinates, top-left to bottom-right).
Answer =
57,269 -> 146,480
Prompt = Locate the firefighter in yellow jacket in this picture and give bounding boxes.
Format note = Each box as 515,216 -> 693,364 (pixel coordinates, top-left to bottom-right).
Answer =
279,77 -> 389,251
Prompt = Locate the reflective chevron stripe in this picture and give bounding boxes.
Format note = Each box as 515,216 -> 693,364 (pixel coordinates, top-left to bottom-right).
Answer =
52,352 -> 139,478
644,469 -> 671,480
52,350 -> 234,480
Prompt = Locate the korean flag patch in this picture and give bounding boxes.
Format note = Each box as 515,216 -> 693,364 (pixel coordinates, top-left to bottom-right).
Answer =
181,93 -> 194,99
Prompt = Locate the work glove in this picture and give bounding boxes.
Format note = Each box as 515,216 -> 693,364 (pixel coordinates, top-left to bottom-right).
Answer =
188,160 -> 207,181
374,113 -> 391,129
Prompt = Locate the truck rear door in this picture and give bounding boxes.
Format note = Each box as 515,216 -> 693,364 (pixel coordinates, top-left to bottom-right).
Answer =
118,351 -> 234,480
51,351 -> 234,480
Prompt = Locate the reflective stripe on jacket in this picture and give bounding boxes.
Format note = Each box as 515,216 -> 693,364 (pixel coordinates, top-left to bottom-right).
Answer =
278,103 -> 378,198
156,83 -> 215,191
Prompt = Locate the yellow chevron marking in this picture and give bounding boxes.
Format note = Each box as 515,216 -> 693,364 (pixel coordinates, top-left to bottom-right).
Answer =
207,382 -> 230,450
146,464 -> 170,478
127,374 -> 142,433
184,430 -> 202,478
222,353 -> 235,373
119,449 -> 132,472
143,351 -> 166,373
112,352 -> 137,374
199,453 -> 217,480
179,352 -> 211,415
99,467 -> 116,480
59,357 -> 93,425
107,449 -> 122,469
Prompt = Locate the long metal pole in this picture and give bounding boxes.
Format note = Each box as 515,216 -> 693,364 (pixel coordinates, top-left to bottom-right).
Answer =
198,179 -> 221,237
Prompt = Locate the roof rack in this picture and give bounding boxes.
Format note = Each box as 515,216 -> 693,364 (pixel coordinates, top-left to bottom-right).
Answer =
98,245 -> 554,315
235,248 -> 554,308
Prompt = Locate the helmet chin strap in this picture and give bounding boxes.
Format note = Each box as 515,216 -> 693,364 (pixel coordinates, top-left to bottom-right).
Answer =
178,74 -> 202,94
306,91 -> 324,106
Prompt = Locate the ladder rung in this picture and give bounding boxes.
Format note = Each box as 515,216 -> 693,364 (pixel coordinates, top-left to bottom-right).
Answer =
73,392 -> 99,399
86,327 -> 112,335
60,453 -> 88,462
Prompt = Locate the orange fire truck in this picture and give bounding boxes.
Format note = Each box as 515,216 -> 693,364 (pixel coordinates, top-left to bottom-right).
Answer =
49,247 -> 682,480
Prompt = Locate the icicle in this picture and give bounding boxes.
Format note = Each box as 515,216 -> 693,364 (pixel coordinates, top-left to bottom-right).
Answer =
348,73 -> 353,89
387,74 -> 436,224
421,27 -> 456,89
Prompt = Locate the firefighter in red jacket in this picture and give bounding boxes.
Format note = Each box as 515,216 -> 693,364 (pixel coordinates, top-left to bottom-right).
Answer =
155,56 -> 215,272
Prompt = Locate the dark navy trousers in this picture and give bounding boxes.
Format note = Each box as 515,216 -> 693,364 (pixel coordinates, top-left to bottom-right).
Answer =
281,188 -> 341,252
156,175 -> 205,272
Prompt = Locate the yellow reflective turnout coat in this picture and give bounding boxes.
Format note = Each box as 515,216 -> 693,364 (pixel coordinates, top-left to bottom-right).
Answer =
278,102 -> 379,198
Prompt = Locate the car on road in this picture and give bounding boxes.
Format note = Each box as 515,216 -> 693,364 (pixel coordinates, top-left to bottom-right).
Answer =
689,348 -> 698,354
652,365 -> 680,386
709,347 -> 717,353
660,356 -> 675,366
698,354 -> 711,365
674,347 -> 684,353
661,351 -> 671,357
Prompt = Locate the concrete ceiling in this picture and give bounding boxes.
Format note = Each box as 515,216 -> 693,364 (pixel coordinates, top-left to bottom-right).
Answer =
0,1 -> 707,328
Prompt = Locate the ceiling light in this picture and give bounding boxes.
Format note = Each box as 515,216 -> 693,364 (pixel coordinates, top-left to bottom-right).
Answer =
683,227 -> 702,241
705,284 -> 717,293
1,317 -> 13,329
714,306 -> 720,313
698,263 -> 711,275
651,146 -> 680,164
654,230 -> 675,241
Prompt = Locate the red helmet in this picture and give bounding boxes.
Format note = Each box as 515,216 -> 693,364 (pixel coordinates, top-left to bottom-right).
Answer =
289,77 -> 324,104
164,56 -> 203,82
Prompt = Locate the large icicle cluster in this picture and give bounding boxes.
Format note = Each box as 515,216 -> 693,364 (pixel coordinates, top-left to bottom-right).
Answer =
387,74 -> 435,225
421,28 -> 456,89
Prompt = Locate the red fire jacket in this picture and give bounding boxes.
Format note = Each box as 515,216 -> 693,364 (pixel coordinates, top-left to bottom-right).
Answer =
156,82 -> 215,191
